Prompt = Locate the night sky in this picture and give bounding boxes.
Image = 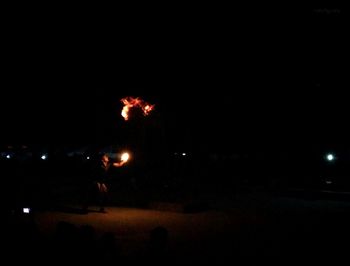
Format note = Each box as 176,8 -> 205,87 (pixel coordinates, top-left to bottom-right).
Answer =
2,4 -> 347,153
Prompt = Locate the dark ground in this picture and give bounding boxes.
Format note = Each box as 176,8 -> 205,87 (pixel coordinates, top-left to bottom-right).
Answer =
2,154 -> 350,262
4,176 -> 350,262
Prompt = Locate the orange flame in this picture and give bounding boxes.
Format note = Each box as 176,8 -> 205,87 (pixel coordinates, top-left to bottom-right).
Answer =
121,97 -> 155,121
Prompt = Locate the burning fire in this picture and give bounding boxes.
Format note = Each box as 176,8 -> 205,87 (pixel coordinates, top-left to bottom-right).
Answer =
121,152 -> 130,162
113,152 -> 130,167
121,97 -> 155,121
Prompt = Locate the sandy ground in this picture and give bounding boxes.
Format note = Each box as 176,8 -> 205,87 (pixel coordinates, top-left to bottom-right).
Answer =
7,189 -> 350,262
31,204 -> 257,260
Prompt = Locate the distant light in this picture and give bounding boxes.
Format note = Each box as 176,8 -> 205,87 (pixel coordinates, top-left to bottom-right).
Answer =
86,156 -> 90,160
182,153 -> 186,156
23,208 -> 30,214
325,180 -> 333,185
326,153 -> 334,161
6,154 -> 11,159
41,155 -> 47,160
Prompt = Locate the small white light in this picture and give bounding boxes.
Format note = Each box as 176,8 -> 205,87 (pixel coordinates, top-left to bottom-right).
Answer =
6,154 -> 11,159
41,155 -> 47,160
86,156 -> 90,160
23,208 -> 30,214
326,154 -> 334,161
326,180 -> 333,185
182,153 -> 186,156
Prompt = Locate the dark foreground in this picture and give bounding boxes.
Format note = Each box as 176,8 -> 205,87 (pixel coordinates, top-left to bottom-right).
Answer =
4,187 -> 350,263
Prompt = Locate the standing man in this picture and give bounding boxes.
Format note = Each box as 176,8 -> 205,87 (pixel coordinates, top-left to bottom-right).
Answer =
96,153 -> 128,212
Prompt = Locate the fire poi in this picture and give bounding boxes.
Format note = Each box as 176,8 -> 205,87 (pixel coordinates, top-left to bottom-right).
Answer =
113,152 -> 130,167
121,152 -> 130,163
121,97 -> 155,121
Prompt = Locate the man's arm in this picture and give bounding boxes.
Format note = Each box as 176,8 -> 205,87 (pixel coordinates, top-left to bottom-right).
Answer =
113,161 -> 126,167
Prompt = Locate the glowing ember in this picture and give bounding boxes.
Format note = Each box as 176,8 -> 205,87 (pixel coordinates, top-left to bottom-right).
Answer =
121,152 -> 130,162
113,152 -> 131,167
121,97 -> 155,121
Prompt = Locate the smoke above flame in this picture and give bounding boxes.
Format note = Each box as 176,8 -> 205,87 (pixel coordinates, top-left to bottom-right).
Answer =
121,97 -> 155,121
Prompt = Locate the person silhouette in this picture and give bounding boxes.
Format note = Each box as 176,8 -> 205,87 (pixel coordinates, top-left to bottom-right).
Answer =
96,153 -> 127,212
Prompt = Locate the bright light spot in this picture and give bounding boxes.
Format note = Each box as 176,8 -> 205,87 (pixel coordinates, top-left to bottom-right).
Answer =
121,152 -> 130,162
86,156 -> 90,160
23,208 -> 30,214
41,155 -> 47,160
326,154 -> 334,161
182,153 -> 186,156
326,180 -> 333,185
6,154 -> 11,159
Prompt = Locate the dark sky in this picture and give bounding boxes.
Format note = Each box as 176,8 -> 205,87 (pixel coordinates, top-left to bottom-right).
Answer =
1,5 -> 347,152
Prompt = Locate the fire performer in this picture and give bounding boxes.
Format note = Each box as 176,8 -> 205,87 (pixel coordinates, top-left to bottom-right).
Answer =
97,153 -> 130,212
84,152 -> 130,213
